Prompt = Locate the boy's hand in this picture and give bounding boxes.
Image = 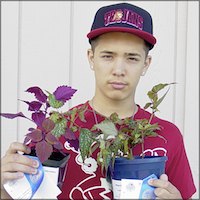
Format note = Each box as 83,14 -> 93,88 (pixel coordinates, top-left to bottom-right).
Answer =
1,142 -> 39,188
148,174 -> 182,199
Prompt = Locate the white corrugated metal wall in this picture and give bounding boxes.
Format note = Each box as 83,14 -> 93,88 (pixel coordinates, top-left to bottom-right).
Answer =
1,1 -> 199,198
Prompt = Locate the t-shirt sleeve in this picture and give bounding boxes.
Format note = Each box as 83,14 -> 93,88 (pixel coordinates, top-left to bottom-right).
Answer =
166,134 -> 196,199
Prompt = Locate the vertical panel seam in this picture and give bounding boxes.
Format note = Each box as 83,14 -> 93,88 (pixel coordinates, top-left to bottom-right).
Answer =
68,1 -> 74,109
183,1 -> 189,138
172,2 -> 178,124
17,2 -> 22,142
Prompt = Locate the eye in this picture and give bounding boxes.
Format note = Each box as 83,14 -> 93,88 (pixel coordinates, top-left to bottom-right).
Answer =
128,57 -> 140,62
101,55 -> 113,60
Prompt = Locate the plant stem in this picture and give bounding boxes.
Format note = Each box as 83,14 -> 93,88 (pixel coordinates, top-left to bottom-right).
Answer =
141,130 -> 145,158
148,110 -> 155,124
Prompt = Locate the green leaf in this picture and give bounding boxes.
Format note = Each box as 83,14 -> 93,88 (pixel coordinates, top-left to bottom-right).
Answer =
79,128 -> 94,162
151,83 -> 169,93
152,87 -> 170,110
49,112 -> 60,122
78,104 -> 88,122
69,107 -> 78,127
147,91 -> 158,102
94,120 -> 118,139
144,102 -> 152,110
48,92 -> 64,109
51,118 -> 67,137
109,112 -> 120,123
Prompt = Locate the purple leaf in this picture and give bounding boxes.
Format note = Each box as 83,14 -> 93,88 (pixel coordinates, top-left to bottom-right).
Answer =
35,140 -> 53,163
23,101 -> 43,111
53,141 -> 63,150
53,85 -> 77,103
45,132 -> 58,144
42,119 -> 55,133
0,112 -> 28,119
23,136 -> 31,145
26,86 -> 47,103
64,128 -> 76,140
66,138 -> 79,151
26,129 -> 43,142
32,111 -> 45,128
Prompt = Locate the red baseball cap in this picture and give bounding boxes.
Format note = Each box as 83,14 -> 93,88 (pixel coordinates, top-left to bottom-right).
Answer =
87,3 -> 156,49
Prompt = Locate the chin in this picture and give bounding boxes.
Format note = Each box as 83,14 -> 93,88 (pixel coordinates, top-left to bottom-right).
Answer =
107,94 -> 127,101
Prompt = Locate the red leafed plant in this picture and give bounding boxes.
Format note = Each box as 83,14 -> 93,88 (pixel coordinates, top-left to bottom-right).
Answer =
0,85 -> 79,163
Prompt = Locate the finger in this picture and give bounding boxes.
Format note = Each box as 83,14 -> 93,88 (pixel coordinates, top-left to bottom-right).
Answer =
2,162 -> 38,175
6,142 -> 31,155
160,174 -> 168,181
2,172 -> 24,184
154,187 -> 170,199
148,176 -> 180,195
2,154 -> 39,169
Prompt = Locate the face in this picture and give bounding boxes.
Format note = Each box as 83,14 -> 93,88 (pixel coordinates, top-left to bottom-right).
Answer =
88,32 -> 151,102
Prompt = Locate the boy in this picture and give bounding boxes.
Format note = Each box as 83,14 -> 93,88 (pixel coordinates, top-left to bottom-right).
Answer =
1,3 -> 196,199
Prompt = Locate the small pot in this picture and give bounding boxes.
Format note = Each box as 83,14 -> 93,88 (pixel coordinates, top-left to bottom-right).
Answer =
109,156 -> 167,199
28,149 -> 69,189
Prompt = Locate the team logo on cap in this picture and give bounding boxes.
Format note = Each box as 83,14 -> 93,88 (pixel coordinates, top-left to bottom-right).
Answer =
104,9 -> 144,30
113,10 -> 123,21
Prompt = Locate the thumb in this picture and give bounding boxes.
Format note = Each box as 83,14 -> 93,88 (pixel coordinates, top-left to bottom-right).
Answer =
159,174 -> 168,181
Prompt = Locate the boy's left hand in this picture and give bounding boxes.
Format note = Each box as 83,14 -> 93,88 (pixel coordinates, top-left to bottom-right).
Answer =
148,174 -> 182,199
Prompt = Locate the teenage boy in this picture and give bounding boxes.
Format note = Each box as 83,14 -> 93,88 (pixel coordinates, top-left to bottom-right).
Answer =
1,3 -> 196,199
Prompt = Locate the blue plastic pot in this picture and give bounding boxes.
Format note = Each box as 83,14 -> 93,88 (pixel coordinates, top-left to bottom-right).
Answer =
112,156 -> 167,180
109,156 -> 168,199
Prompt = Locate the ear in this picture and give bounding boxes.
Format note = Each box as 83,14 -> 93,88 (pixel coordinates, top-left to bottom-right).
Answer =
87,49 -> 95,70
141,55 -> 152,76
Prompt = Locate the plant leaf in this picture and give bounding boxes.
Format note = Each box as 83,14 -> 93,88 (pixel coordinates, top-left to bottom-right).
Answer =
45,132 -> 58,144
48,93 -> 64,109
64,128 -> 76,140
147,91 -> 158,102
94,120 -> 118,139
53,141 -> 63,150
51,118 -> 67,137
66,138 -> 79,151
151,83 -> 169,93
32,111 -> 46,128
79,128 -> 94,162
35,140 -> 53,163
152,87 -> 170,110
22,100 -> 43,111
53,85 -> 77,103
26,129 -> 43,142
26,86 -> 47,103
42,118 -> 55,133
144,102 -> 152,110
0,112 -> 28,119
23,136 -> 32,145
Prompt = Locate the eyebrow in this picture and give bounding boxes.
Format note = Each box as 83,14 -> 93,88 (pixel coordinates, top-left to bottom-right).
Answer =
125,53 -> 142,58
100,51 -> 142,58
100,51 -> 114,54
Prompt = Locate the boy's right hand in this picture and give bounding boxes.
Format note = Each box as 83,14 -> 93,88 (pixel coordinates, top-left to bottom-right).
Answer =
1,142 -> 39,188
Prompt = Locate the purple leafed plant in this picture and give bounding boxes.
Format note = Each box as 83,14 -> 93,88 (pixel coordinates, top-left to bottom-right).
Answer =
0,85 -> 79,163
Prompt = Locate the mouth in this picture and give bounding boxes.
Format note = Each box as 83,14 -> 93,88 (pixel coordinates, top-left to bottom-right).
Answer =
109,81 -> 128,90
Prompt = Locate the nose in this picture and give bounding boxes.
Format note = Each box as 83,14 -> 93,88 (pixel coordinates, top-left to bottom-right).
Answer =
112,58 -> 125,76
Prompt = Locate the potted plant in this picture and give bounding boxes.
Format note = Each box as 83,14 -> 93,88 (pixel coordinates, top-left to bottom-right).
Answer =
0,85 -> 82,189
79,83 -> 175,199
1,82 -> 174,199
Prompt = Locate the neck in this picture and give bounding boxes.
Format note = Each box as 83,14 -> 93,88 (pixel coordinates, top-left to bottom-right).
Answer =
90,97 -> 137,119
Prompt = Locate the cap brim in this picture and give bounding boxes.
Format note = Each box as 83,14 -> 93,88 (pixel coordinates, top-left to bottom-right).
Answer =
87,27 -> 156,49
